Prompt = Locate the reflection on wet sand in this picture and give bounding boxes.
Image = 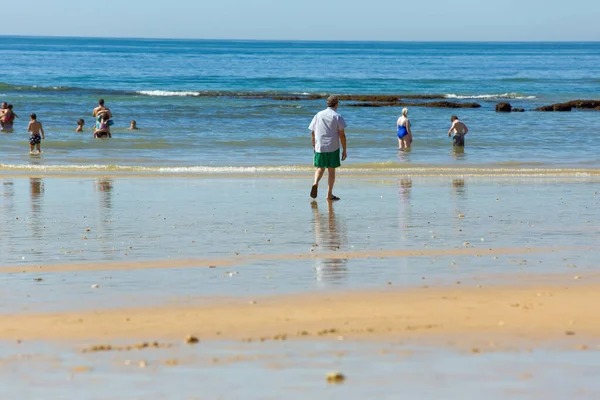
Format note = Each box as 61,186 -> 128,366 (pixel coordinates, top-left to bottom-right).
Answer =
311,201 -> 347,285
398,179 -> 413,230
452,178 -> 466,197
95,178 -> 113,210
29,177 -> 45,243
95,178 -> 115,258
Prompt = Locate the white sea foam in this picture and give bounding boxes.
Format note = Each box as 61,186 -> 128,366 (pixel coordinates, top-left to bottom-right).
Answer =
2,163 -> 599,177
445,93 -> 536,100
137,90 -> 201,97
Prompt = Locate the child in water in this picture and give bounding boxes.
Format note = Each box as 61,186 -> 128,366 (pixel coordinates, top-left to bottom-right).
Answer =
75,119 -> 85,132
28,113 -> 45,154
94,114 -> 112,138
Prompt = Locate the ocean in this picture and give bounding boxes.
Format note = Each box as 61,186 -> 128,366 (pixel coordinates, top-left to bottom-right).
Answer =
0,37 -> 599,173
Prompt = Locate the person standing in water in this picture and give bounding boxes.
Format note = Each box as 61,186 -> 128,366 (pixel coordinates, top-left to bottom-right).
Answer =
396,108 -> 412,150
447,115 -> 469,147
309,95 -> 347,201
92,98 -> 113,130
27,113 -> 45,154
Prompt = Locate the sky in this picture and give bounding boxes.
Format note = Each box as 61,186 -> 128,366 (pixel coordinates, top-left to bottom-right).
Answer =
2,0 -> 599,41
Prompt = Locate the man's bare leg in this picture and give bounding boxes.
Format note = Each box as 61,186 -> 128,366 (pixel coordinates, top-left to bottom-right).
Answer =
327,167 -> 338,200
311,168 -> 325,198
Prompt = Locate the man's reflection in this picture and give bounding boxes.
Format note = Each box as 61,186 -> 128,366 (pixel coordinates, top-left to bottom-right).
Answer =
311,200 -> 347,285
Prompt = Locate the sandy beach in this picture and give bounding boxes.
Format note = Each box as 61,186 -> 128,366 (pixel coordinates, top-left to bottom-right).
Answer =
2,276 -> 600,345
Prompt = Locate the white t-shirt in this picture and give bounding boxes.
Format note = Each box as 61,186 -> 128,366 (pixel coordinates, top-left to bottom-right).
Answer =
308,107 -> 347,153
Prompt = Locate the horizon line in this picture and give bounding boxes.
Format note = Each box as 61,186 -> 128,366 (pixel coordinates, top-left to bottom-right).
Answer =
0,34 -> 599,44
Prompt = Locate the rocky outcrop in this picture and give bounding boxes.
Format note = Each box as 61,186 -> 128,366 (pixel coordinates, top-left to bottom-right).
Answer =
512,108 -> 525,112
495,103 -> 512,112
536,103 -> 572,112
348,101 -> 481,108
566,100 -> 600,109
535,99 -> 600,112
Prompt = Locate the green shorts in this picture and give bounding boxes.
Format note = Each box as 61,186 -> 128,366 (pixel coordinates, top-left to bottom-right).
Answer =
314,149 -> 341,168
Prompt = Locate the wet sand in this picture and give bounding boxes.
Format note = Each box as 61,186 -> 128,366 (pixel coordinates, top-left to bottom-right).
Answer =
1,174 -> 600,398
2,276 -> 599,344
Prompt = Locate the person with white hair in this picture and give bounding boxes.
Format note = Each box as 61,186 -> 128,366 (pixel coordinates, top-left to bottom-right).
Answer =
309,95 -> 347,201
396,107 -> 413,150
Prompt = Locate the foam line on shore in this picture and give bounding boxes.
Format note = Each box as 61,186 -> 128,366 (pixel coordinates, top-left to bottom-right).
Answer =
2,163 -> 600,177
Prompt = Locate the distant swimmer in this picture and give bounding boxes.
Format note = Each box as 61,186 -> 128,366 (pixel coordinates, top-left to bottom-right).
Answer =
447,115 -> 469,147
94,113 -> 112,138
396,107 -> 413,150
309,95 -> 347,201
1,104 -> 17,132
92,98 -> 113,131
28,113 -> 45,154
75,118 -> 85,132
128,120 -> 139,130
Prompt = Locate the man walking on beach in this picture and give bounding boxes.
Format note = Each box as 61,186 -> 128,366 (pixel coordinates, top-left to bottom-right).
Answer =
309,95 -> 347,201
447,115 -> 469,147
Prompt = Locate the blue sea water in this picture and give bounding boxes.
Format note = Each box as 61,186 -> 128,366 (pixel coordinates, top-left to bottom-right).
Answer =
0,37 -> 599,172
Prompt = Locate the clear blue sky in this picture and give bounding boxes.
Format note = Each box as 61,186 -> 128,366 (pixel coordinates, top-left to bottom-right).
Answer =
3,0 -> 599,41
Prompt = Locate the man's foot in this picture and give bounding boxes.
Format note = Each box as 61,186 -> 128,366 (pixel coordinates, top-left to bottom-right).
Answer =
327,195 -> 340,201
310,184 -> 318,199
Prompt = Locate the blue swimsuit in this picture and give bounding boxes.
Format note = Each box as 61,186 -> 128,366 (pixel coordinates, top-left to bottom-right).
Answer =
397,124 -> 408,139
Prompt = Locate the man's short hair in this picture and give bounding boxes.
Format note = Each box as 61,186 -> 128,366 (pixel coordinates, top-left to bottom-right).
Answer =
327,95 -> 339,108
450,115 -> 458,121
31,113 -> 37,120
99,98 -> 105,106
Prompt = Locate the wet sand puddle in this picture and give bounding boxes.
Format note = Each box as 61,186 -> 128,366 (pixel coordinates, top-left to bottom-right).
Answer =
0,340 -> 599,400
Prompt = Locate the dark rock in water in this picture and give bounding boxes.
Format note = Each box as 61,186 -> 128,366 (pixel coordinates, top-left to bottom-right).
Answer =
566,100 -> 600,109
348,101 -> 481,109
512,108 -> 525,112
495,103 -> 512,112
535,99 -> 600,112
423,101 -> 481,108
535,103 -> 572,112
553,103 -> 572,111
340,95 -> 400,103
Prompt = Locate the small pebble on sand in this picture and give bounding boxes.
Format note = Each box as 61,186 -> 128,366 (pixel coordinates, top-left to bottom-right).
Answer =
185,335 -> 199,344
326,372 -> 346,384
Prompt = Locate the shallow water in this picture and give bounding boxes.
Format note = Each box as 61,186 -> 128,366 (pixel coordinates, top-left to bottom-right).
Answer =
1,38 -> 600,169
1,175 -> 599,315
1,340 -> 599,400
